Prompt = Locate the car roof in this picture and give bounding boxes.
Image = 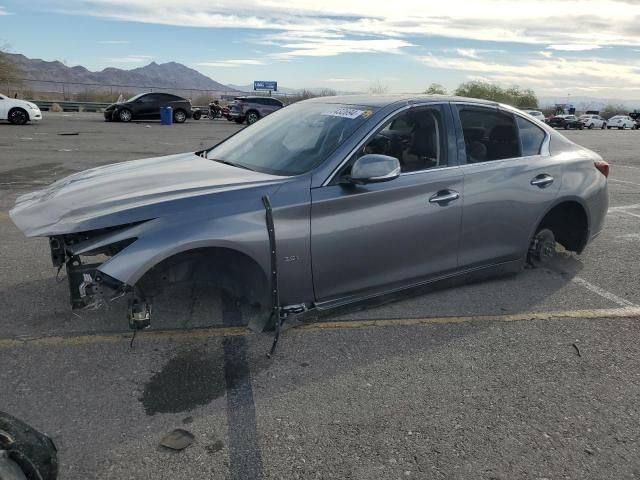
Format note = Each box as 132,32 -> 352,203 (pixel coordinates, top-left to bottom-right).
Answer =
303,94 -> 498,108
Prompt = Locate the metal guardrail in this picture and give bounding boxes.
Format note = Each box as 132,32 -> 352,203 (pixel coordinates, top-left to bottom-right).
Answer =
31,101 -> 211,113
31,100 -> 110,112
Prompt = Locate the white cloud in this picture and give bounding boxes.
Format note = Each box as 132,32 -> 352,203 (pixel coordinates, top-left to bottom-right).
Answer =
54,0 -> 640,50
418,53 -> 640,92
98,40 -> 130,44
326,77 -> 368,82
105,55 -> 153,64
269,38 -> 415,59
0,6 -> 11,15
197,59 -> 265,67
548,44 -> 602,51
456,48 -> 479,59
539,51 -> 553,58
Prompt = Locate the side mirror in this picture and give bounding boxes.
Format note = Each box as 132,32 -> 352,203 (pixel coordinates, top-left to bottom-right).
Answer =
349,154 -> 401,185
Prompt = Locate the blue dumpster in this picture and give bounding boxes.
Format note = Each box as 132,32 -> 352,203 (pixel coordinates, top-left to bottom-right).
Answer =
160,106 -> 173,125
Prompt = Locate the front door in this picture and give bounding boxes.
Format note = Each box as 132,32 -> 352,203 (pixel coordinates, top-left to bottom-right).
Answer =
311,105 -> 463,301
136,94 -> 162,119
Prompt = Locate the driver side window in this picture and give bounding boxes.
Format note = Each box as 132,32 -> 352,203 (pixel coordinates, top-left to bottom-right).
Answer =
355,107 -> 447,173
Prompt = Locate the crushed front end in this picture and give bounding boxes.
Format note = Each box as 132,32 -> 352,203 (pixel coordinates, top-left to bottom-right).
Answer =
47,223 -> 151,329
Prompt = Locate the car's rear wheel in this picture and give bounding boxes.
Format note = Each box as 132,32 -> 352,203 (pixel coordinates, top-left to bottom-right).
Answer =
173,109 -> 187,123
527,228 -> 556,268
619,126 -> 624,130
246,111 -> 260,125
8,108 -> 28,125
118,109 -> 132,122
192,110 -> 201,121
601,123 -> 606,129
588,123 -> 594,129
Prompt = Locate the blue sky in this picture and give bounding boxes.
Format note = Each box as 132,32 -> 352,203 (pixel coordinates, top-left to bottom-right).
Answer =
2,0 -> 640,98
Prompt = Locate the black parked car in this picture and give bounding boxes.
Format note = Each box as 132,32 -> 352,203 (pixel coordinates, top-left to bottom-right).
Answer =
104,93 -> 193,123
548,114 -> 584,130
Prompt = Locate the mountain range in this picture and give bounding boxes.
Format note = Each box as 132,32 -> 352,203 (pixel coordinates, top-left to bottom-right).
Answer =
6,53 -> 235,93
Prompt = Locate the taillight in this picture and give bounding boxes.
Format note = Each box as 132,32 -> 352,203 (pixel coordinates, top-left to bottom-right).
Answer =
595,160 -> 610,178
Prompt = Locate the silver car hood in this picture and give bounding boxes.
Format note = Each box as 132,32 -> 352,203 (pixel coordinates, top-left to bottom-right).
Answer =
10,152 -> 285,237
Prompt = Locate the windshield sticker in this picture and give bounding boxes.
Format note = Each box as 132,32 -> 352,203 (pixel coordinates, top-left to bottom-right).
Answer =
361,110 -> 373,119
322,108 -> 365,119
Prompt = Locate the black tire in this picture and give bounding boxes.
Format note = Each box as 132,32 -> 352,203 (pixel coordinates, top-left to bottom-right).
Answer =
619,126 -> 624,130
246,110 -> 260,125
564,124 -> 569,130
0,412 -> 58,480
192,111 -> 201,121
118,108 -> 132,122
527,228 -> 556,268
601,123 -> 606,129
588,123 -> 594,129
8,108 -> 28,125
578,125 -> 583,130
234,118 -> 245,124
607,126 -> 612,129
173,109 -> 187,123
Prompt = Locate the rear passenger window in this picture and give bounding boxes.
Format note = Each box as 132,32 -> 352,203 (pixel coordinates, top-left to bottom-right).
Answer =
516,116 -> 546,156
458,107 -> 521,163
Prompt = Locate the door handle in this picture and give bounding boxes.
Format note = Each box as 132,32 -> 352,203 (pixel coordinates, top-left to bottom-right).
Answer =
429,190 -> 460,204
531,174 -> 554,188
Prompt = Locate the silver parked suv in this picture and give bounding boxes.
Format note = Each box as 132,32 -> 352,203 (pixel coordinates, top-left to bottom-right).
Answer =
229,96 -> 284,125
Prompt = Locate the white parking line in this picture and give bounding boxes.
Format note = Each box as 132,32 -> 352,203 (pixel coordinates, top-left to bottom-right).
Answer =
611,210 -> 640,219
609,179 -> 640,187
609,203 -> 640,211
572,277 -> 638,308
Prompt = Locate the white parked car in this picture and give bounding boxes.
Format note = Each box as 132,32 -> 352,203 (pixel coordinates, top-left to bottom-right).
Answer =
579,114 -> 607,129
607,115 -> 635,130
0,94 -> 42,125
523,110 -> 546,122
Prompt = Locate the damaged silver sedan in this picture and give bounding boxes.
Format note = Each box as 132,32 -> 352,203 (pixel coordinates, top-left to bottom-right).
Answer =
10,95 -> 609,348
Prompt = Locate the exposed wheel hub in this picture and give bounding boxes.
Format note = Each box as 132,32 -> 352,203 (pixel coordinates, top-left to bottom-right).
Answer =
528,228 -> 556,267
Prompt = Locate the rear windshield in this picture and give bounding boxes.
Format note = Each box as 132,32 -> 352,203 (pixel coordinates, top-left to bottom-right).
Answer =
206,103 -> 377,175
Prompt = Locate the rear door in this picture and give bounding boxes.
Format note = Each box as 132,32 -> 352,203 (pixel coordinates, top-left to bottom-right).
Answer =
454,104 -> 561,268
311,104 -> 463,301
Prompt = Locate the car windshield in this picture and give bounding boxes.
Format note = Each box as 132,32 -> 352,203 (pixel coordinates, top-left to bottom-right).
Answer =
206,102 -> 377,176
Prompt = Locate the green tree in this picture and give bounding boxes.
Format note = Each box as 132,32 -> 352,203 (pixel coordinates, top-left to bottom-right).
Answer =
454,81 -> 538,108
368,80 -> 389,94
600,103 -> 627,120
424,83 -> 447,95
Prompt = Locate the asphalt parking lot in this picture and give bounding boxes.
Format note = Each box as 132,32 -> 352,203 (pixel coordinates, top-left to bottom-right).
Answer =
1,113 -> 640,479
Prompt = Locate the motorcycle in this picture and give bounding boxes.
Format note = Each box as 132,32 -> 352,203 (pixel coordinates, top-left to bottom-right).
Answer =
208,102 -> 223,120
208,102 -> 231,120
